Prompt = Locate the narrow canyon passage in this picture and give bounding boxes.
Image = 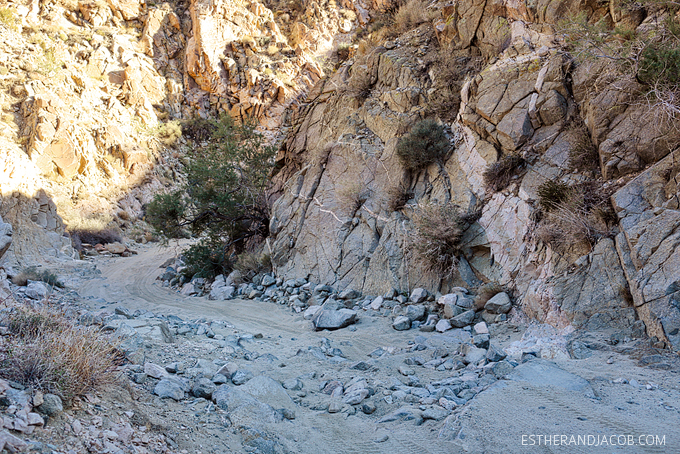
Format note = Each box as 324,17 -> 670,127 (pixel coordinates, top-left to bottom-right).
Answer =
71,244 -> 680,454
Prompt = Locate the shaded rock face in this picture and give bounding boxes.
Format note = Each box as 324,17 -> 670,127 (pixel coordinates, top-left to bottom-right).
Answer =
268,4 -> 680,344
0,0 -> 377,265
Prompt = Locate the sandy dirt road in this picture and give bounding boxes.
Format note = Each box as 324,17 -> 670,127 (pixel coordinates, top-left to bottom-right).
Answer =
76,243 -> 680,454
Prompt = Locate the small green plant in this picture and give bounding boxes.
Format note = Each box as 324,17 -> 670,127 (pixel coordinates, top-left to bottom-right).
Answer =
181,117 -> 217,142
409,203 -> 465,278
12,266 -> 64,288
537,180 -> 572,211
396,119 -> 450,171
483,154 -> 525,192
179,237 -> 232,279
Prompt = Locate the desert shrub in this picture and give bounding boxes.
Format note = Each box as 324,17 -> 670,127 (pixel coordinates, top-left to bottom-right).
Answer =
147,115 -> 275,279
483,154 -> 525,192
344,65 -> 375,102
409,203 -> 464,278
0,7 -> 18,31
386,183 -> 414,211
534,181 -> 616,251
537,180 -> 572,211
233,249 -> 272,281
179,238 -> 232,280
336,43 -> 352,63
396,119 -> 450,171
423,47 -> 484,121
568,129 -> 599,171
70,227 -> 122,250
338,182 -> 369,213
12,266 -> 64,288
181,117 -> 217,142
156,120 -> 182,146
393,0 -> 436,35
0,304 -> 121,403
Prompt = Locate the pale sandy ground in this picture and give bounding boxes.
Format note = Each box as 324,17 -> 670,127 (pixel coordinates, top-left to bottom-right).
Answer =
73,242 -> 680,454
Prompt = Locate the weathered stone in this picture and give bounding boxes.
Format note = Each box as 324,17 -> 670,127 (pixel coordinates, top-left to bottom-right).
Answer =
192,377 -> 217,399
436,319 -> 452,332
154,379 -> 185,400
484,292 -> 512,314
38,394 -> 63,416
450,310 -> 476,328
405,305 -> 426,322
339,288 -> 360,300
410,288 -> 429,304
313,308 -> 358,331
486,344 -> 507,362
231,370 -> 254,385
25,281 -> 48,300
392,316 -> 411,331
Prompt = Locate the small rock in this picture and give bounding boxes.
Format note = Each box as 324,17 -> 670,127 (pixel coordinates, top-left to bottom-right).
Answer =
486,344 -> 507,362
473,322 -> 489,335
339,289 -> 360,300
25,281 -> 48,300
328,399 -> 343,413
435,319 -> 452,332
38,394 -> 63,416
484,292 -> 512,314
450,310 -> 475,328
370,296 -> 384,311
261,275 -> 276,286
192,378 -> 217,399
361,401 -> 376,414
405,305 -> 426,322
392,316 -> 411,331
410,288 -> 428,304
313,308 -> 358,331
154,379 -> 185,400
144,362 -> 167,379
231,369 -> 254,385
282,378 -> 303,391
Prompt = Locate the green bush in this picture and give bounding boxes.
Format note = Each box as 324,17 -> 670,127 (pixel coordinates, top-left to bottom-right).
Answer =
638,44 -> 680,88
396,119 -> 450,171
483,154 -> 525,192
233,249 -> 272,281
147,115 -> 275,280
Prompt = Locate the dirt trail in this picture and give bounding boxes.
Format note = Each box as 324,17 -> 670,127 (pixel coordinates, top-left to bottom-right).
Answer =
75,243 -> 680,454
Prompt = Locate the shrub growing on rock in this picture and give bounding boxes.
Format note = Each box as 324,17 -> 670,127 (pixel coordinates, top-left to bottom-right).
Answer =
409,203 -> 464,278
396,119 -> 450,171
483,153 -> 525,192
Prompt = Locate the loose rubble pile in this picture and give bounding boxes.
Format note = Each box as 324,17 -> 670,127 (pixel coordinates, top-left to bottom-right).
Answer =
159,256 -> 515,335
77,241 -> 138,259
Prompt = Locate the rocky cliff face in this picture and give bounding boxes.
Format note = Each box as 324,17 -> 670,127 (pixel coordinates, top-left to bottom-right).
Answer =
0,0 -> 369,266
269,1 -> 680,347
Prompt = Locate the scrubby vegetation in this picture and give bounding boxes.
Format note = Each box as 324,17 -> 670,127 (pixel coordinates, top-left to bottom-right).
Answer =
409,203 -> 465,278
534,180 -> 617,251
561,6 -> 680,121
0,303 -> 121,403
386,183 -> 414,211
396,119 -> 450,171
70,227 -> 123,251
483,154 -> 525,192
146,115 -> 275,280
11,266 -> 64,288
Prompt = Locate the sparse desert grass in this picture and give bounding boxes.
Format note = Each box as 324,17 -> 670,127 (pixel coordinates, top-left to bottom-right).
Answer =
11,266 -> 64,288
483,154 -> 525,192
0,303 -> 121,403
233,249 -> 272,281
409,202 -> 464,278
534,180 -> 616,251
386,183 -> 414,211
